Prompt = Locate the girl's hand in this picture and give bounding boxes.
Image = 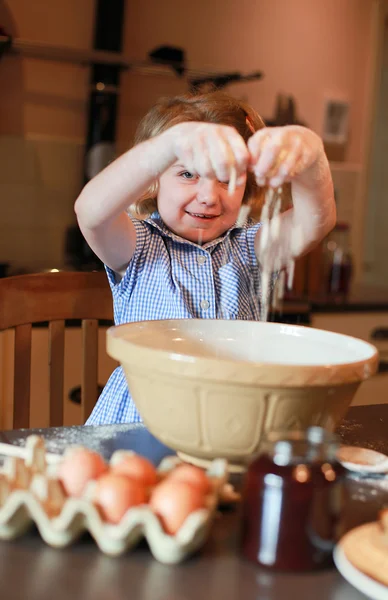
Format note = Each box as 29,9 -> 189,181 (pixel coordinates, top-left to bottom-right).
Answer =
250,125 -> 336,267
248,125 -> 325,188
165,122 -> 250,187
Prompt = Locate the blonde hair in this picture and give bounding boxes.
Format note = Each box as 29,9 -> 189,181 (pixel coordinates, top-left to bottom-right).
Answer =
128,90 -> 268,219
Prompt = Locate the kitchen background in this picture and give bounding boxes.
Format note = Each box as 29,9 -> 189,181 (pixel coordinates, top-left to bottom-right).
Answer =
1,0 -> 386,283
1,0 -> 388,426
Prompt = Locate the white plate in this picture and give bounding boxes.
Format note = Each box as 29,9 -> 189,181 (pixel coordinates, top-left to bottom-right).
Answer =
333,545 -> 388,600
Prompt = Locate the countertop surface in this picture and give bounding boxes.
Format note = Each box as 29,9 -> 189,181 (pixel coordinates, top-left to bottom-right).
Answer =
285,283 -> 388,313
0,405 -> 387,600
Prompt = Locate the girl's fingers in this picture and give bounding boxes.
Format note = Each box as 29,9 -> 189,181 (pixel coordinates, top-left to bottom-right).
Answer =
268,137 -> 304,186
224,129 -> 250,172
278,136 -> 303,175
228,166 -> 237,195
205,129 -> 242,184
223,130 -> 249,193
192,132 -> 216,178
249,129 -> 312,187
173,123 -> 249,189
176,135 -> 196,172
247,131 -> 271,167
289,146 -> 310,177
251,136 -> 286,184
248,125 -> 324,187
266,148 -> 290,180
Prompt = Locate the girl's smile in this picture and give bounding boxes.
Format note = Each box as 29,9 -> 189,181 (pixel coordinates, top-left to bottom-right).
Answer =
156,162 -> 246,243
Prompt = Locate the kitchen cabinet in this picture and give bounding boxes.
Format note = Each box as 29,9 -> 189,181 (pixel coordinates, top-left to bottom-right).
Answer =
311,311 -> 388,406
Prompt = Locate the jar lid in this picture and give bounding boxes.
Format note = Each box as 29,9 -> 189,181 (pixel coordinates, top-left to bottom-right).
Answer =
263,427 -> 340,465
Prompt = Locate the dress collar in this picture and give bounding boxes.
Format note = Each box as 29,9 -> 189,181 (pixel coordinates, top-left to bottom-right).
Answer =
144,211 -> 252,250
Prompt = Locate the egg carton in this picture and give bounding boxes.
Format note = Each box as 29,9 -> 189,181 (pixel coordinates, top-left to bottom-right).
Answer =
0,436 -> 232,564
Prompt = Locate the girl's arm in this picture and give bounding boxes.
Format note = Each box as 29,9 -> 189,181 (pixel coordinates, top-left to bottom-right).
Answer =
74,122 -> 249,272
248,126 -> 336,267
74,133 -> 176,272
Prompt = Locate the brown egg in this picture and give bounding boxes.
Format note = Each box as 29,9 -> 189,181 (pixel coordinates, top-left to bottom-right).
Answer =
93,473 -> 147,524
167,464 -> 212,494
110,454 -> 158,487
150,480 -> 206,535
57,448 -> 108,497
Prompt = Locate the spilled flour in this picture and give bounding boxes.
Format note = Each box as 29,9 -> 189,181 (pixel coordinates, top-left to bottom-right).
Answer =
5,423 -> 146,459
349,475 -> 388,502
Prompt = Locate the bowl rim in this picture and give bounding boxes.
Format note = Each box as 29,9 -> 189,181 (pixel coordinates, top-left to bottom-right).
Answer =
106,319 -> 379,387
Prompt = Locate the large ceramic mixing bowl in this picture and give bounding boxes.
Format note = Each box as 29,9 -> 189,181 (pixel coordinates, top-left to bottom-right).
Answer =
106,320 -> 378,470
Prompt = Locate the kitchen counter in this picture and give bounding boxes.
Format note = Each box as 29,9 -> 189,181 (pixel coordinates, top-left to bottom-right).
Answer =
307,283 -> 388,313
0,405 -> 387,600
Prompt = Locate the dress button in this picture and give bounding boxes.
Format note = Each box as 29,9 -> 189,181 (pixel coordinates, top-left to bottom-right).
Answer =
200,299 -> 210,310
197,255 -> 206,265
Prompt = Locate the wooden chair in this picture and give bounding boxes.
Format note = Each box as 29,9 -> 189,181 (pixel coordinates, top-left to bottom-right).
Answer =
0,271 -> 113,429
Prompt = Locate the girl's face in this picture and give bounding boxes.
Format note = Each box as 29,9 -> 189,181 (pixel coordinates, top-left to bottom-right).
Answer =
156,162 -> 247,244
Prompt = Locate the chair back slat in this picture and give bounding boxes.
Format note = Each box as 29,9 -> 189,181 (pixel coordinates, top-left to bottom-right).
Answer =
48,319 -> 65,427
13,324 -> 32,429
82,319 -> 99,423
0,272 -> 114,429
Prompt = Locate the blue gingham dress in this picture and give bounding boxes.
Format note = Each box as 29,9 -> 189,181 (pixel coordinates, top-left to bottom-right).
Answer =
86,212 -> 263,425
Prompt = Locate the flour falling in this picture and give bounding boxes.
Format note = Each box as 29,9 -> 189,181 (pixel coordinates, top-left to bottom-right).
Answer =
235,186 -> 296,322
196,167 -> 296,323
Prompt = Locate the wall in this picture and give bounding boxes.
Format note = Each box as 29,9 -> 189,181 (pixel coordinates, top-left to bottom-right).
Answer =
0,0 -> 378,273
364,15 -> 388,286
0,0 -> 94,273
120,0 -> 375,165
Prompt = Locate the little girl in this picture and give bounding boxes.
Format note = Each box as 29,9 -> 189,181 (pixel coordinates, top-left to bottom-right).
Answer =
75,91 -> 336,425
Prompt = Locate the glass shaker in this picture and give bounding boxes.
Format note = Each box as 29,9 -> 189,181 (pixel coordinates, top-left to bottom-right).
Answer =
240,427 -> 346,571
323,222 -> 353,301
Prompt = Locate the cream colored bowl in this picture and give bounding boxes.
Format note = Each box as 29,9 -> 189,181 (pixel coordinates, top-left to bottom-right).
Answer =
107,320 -> 378,470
